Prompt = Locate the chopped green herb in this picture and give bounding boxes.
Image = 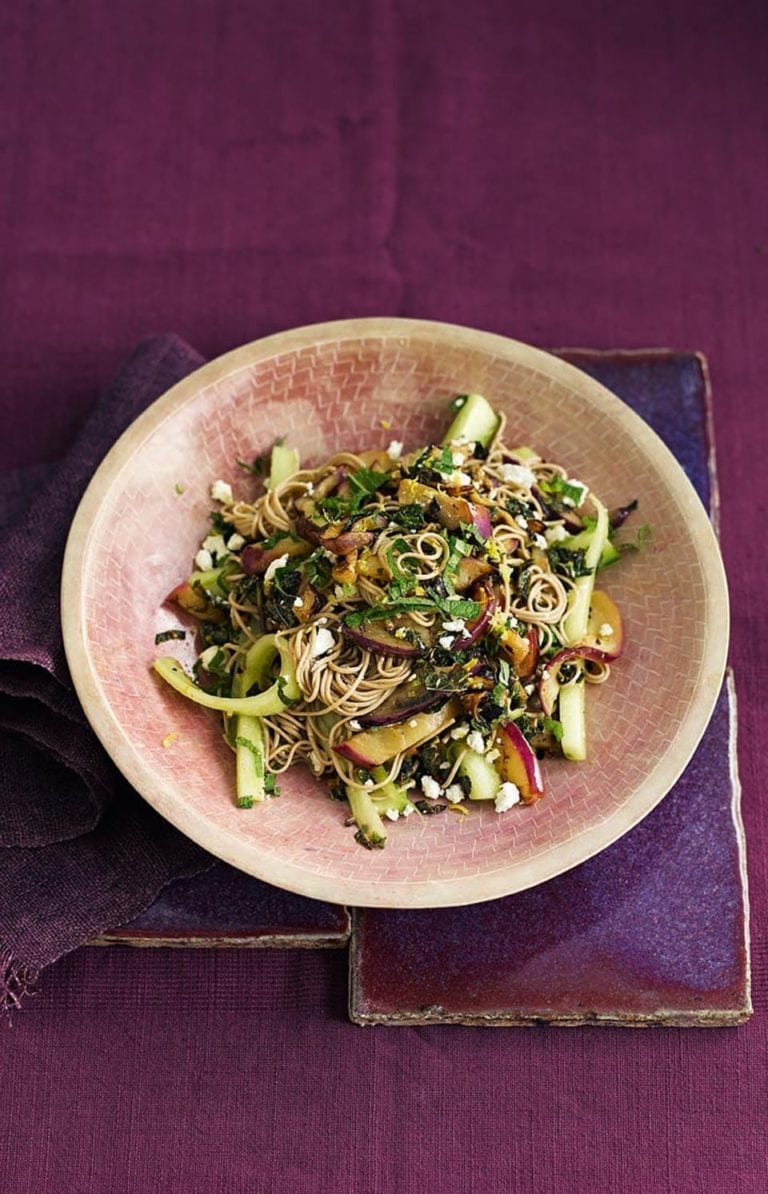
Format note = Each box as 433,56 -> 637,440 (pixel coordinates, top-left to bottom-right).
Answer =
542,716 -> 564,742
174,482 -> 185,495
235,735 -> 262,757
388,503 -> 427,532
348,466 -> 389,500
237,456 -> 266,475
209,510 -> 231,535
261,530 -> 303,550
540,475 -> 588,507
505,496 -> 535,520
318,465 -> 388,520
619,523 -> 653,555
432,445 -> 455,475
547,545 -> 593,580
154,629 -> 186,645
303,551 -> 333,590
264,772 -> 281,796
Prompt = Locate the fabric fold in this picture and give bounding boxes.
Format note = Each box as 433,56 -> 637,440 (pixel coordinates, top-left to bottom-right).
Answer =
0,335 -> 216,1009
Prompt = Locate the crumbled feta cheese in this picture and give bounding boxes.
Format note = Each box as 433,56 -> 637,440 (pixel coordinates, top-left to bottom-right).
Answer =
401,801 -> 416,817
263,553 -> 289,589
445,593 -> 462,602
438,634 -> 455,649
364,778 -> 374,788
444,783 -> 465,804
486,748 -> 500,763
448,469 -> 473,487
545,524 -> 569,544
451,450 -> 465,466
409,719 -> 418,728
442,618 -> 466,634
198,646 -> 220,668
293,596 -> 304,608
387,440 -> 403,459
533,533 -> 548,549
304,481 -> 314,494
523,684 -> 535,696
466,730 -> 485,754
226,532 -> 246,551
202,533 -> 229,559
515,515 -> 529,530
450,724 -> 470,739
495,782 -> 521,812
499,463 -> 536,488
599,623 -> 614,637
420,776 -> 442,800
349,720 -> 362,731
210,479 -> 233,503
310,627 -> 335,659
385,808 -> 400,821
194,548 -> 213,571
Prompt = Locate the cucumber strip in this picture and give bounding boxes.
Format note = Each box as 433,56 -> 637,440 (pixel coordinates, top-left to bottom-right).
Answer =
562,498 -> 609,643
369,766 -> 411,815
456,747 -> 502,801
346,784 -> 388,848
189,559 -> 238,597
505,445 -> 539,462
235,715 -> 266,806
441,393 -> 500,449
153,643 -> 298,717
269,442 -> 300,489
561,527 -> 620,570
559,680 -> 587,761
239,635 -> 300,700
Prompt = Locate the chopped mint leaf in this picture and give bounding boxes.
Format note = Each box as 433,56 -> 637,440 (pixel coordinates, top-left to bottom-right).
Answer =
154,629 -> 186,644
542,716 -> 564,742
540,475 -> 588,507
547,545 -> 593,579
237,456 -> 265,475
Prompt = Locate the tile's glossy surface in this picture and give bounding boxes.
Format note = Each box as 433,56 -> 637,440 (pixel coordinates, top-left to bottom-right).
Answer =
349,350 -> 749,1026
95,862 -> 349,948
350,676 -> 748,1025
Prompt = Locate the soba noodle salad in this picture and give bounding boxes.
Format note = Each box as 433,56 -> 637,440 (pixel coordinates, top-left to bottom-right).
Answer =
154,394 -> 642,849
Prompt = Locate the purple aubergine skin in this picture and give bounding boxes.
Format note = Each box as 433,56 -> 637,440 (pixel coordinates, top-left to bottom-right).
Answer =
497,719 -> 544,798
453,594 -> 496,650
341,620 -> 423,659
357,689 -> 445,728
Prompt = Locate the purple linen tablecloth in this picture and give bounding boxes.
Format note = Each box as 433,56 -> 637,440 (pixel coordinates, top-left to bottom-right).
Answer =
1,2 -> 765,1191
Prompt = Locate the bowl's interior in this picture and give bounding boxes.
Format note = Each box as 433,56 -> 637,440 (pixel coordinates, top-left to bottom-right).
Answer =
65,320 -> 728,906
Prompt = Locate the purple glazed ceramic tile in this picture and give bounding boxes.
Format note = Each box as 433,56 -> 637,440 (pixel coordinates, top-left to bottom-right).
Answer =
350,350 -> 749,1026
94,863 -> 349,949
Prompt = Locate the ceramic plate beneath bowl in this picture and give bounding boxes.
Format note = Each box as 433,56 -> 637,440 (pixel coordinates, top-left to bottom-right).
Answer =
61,319 -> 729,907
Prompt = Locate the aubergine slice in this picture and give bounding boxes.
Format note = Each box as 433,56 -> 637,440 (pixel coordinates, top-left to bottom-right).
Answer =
357,678 -> 445,728
341,615 -> 432,658
335,700 -> 461,768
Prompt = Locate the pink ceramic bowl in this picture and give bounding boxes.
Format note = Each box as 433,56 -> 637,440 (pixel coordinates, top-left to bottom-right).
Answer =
61,319 -> 729,907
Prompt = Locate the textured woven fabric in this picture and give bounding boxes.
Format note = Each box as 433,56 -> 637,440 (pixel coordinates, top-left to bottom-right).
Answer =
1,0 -> 766,1190
0,337 -> 214,1002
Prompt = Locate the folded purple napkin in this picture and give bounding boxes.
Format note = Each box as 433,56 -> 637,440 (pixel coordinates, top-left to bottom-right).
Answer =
0,336 -> 215,1012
